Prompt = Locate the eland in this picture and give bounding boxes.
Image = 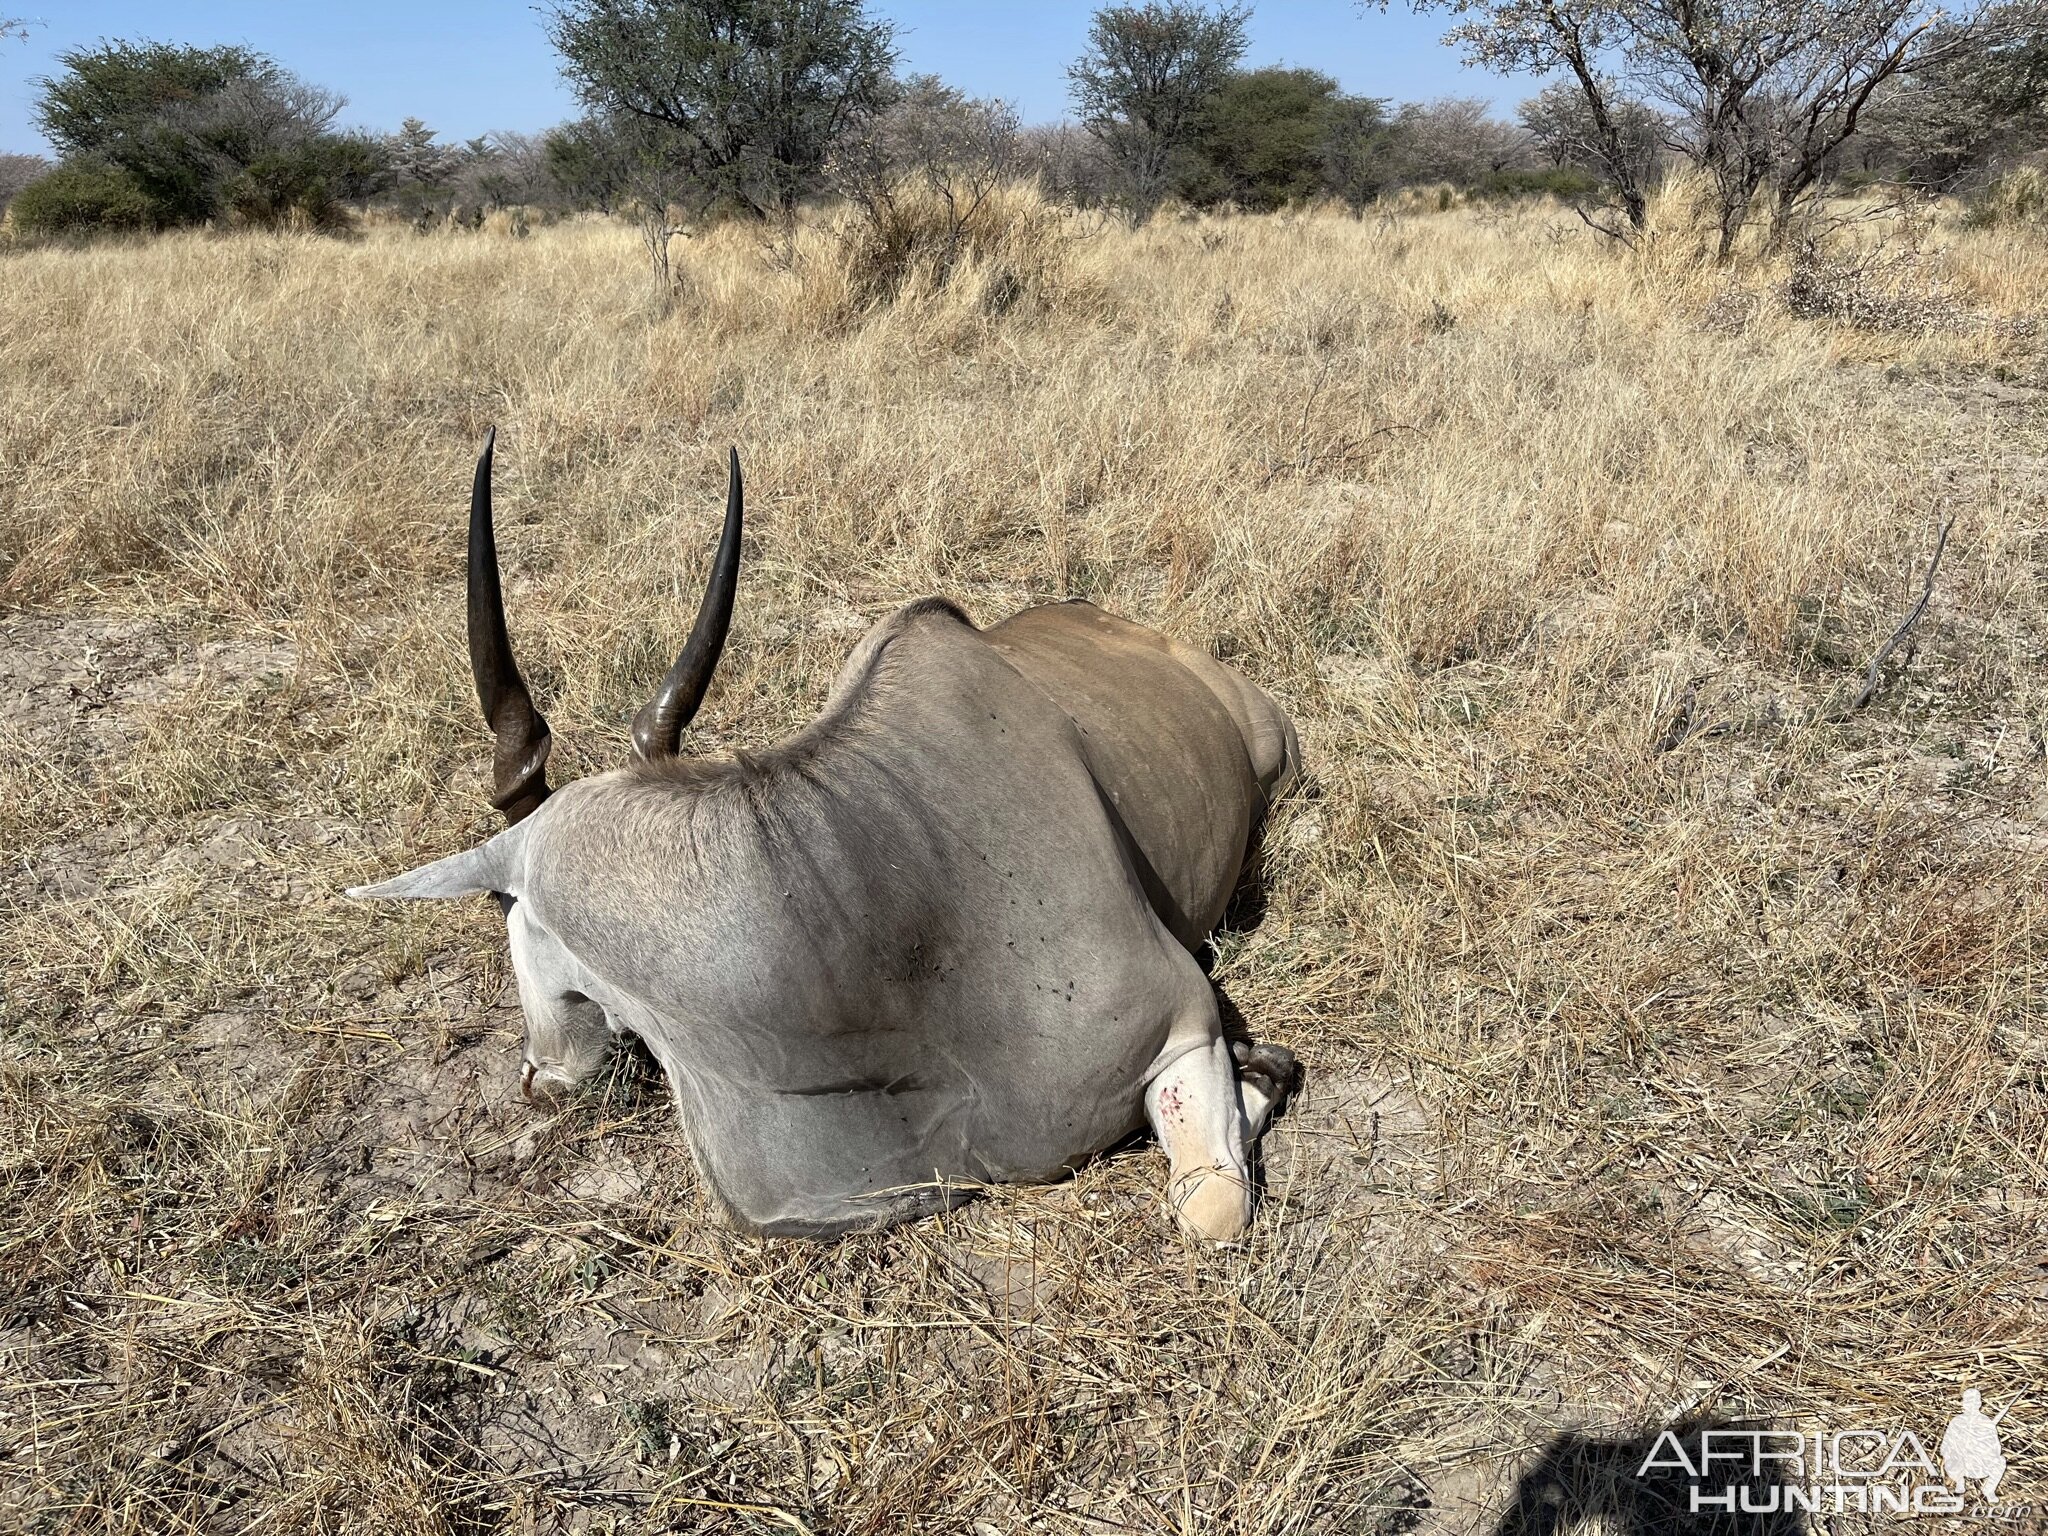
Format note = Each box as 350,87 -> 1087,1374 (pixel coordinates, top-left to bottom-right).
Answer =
352,434 -> 1302,1240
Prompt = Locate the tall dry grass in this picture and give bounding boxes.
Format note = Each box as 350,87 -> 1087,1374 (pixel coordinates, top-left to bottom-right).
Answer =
1,190 -> 2045,1532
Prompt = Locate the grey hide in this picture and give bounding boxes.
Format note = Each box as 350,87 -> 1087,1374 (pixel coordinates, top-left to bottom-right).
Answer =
355,597 -> 1298,1237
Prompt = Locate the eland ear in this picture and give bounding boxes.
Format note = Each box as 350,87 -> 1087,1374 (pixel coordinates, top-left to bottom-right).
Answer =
347,823 -> 524,901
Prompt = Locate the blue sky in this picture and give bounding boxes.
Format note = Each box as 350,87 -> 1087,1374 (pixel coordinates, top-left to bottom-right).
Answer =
1,2 -> 1527,156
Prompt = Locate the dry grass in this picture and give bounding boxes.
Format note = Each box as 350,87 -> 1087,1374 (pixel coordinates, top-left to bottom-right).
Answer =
2,191 -> 2046,1533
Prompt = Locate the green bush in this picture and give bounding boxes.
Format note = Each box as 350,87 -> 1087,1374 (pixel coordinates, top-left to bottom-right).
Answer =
9,162 -> 155,237
224,135 -> 388,229
26,41 -> 384,235
1471,166 -> 1603,202
1182,67 -> 1344,212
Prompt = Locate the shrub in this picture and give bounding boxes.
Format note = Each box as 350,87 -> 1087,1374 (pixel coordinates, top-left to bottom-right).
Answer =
0,153 -> 52,215
483,206 -> 534,238
9,162 -> 155,237
1182,66 -> 1344,212
29,41 -> 378,233
1380,98 -> 1530,188
831,81 -> 1064,309
1471,166 -> 1603,202
224,134 -> 388,230
833,179 -> 1079,316
1963,165 -> 2048,229
1783,240 -> 1974,332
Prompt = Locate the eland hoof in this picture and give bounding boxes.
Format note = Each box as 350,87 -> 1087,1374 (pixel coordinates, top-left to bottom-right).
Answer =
1169,1166 -> 1253,1243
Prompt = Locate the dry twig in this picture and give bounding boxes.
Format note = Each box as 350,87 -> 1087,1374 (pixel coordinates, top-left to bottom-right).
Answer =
1849,514 -> 1956,711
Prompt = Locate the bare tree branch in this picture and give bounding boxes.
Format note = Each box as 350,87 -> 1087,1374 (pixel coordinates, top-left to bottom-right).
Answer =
1850,513 -> 1956,710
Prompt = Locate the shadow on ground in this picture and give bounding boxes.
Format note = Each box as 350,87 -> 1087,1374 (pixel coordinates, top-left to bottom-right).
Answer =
1491,1422 -> 1806,1536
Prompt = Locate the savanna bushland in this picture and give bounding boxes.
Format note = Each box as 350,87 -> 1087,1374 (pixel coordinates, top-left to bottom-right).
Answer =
2,179 -> 2046,1533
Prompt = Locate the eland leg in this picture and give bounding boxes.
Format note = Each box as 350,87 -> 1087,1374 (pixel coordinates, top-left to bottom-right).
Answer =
506,901 -> 615,1102
1232,1038 -> 1299,1136
1146,1026 -> 1257,1242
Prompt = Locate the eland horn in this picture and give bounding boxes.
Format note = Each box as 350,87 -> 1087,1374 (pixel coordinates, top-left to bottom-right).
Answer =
467,427 -> 553,825
631,447 -> 744,761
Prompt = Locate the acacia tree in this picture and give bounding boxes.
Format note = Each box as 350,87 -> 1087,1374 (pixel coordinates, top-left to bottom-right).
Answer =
545,110 -> 713,291
543,115 -> 638,213
30,40 -> 384,230
1407,3 -> 1660,238
1317,94 -> 1396,205
1182,66 -> 1343,210
0,151 -> 49,211
1518,79 -> 1662,184
388,118 -> 456,184
1861,2 -> 2048,185
828,75 -> 1026,298
1413,0 -> 2038,258
1019,121 -> 1118,207
545,0 -> 897,221
833,74 -> 1021,226
1380,96 -> 1531,184
1068,1 -> 1251,216
466,132 -> 556,210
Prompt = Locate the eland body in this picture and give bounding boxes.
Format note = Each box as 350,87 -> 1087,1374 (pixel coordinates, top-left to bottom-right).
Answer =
354,437 -> 1301,1239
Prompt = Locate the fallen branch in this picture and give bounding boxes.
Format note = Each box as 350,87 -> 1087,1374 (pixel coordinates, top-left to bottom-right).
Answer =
1652,686 -> 1732,755
667,1496 -> 814,1534
1571,200 -> 1641,249
1849,514 -> 1956,711
1653,678 -> 1705,754
1257,422 -> 1424,489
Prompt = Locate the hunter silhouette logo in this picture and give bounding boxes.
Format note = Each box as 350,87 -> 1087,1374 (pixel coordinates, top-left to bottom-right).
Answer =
1941,1390 -> 2008,1504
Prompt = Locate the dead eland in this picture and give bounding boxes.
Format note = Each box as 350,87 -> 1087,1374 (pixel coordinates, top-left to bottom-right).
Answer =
353,434 -> 1303,1239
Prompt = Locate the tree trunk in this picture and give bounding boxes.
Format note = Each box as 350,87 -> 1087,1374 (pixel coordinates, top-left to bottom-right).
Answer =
1620,182 -> 1647,233
1764,183 -> 1803,255
1709,158 -> 1765,265
637,203 -> 675,305
1714,184 -> 1744,264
